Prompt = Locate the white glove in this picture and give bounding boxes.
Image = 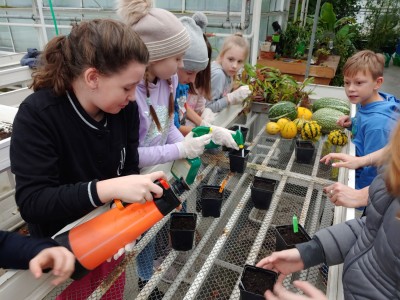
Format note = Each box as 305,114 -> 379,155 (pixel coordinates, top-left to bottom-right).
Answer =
227,85 -> 251,105
107,239 -> 138,262
107,202 -> 140,262
210,126 -> 239,150
201,108 -> 217,125
176,131 -> 212,159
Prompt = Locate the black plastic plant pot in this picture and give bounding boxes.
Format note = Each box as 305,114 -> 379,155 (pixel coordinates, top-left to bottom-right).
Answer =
275,224 -> 311,251
170,213 -> 197,251
251,176 -> 277,210
201,185 -> 224,218
229,149 -> 250,173
239,264 -> 278,300
230,125 -> 249,141
295,140 -> 315,164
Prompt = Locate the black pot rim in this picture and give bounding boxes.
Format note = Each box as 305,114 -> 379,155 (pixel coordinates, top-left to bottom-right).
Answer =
251,176 -> 278,191
275,224 -> 312,245
170,212 -> 197,229
239,264 -> 278,295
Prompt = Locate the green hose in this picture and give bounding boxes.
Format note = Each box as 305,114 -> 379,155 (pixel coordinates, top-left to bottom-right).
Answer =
48,0 -> 59,35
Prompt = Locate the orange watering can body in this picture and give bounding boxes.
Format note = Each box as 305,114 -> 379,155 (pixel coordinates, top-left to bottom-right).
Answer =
54,179 -> 181,279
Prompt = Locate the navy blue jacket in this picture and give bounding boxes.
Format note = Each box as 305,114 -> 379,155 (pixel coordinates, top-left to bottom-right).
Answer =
0,231 -> 58,269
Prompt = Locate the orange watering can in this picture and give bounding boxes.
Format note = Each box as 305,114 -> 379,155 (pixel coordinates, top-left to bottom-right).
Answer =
54,179 -> 181,279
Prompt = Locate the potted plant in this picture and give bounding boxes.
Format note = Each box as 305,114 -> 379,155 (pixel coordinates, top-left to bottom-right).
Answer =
316,2 -> 359,86
170,212 -> 197,251
280,20 -> 311,60
239,264 -> 278,300
315,47 -> 331,65
228,148 -> 250,173
251,176 -> 277,210
240,63 -> 314,113
275,224 -> 311,251
200,185 -> 224,218
295,139 -> 315,164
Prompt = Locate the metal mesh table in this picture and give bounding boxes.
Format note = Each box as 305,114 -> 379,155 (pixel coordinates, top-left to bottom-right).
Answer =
41,111 -> 349,300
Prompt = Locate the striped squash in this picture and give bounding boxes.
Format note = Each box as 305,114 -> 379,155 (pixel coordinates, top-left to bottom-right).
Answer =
293,118 -> 308,133
301,121 -> 321,141
328,130 -> 348,146
268,101 -> 298,122
312,97 -> 350,115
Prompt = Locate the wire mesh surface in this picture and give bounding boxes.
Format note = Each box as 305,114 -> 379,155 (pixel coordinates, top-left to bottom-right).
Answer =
42,113 -> 345,299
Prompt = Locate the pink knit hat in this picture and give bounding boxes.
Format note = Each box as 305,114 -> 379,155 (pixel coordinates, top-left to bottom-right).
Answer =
117,0 -> 190,62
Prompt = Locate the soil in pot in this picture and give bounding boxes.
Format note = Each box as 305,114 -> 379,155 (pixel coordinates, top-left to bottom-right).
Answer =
201,185 -> 224,218
253,177 -> 276,190
170,213 -> 197,251
275,224 -> 311,251
229,149 -> 250,173
170,214 -> 196,230
240,265 -> 277,299
251,177 -> 277,210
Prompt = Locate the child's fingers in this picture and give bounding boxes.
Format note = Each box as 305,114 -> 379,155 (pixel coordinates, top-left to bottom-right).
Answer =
29,261 -> 43,279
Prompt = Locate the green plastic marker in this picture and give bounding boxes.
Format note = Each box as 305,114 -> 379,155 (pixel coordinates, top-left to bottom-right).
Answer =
292,214 -> 299,233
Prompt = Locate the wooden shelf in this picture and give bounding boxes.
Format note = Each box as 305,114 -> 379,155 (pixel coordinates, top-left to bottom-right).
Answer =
257,55 -> 340,85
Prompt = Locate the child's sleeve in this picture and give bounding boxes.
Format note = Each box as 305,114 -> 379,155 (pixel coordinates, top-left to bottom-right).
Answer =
207,68 -> 229,112
138,120 -> 184,168
0,231 -> 58,270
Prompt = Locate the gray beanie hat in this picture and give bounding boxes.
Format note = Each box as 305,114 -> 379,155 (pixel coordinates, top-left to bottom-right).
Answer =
117,0 -> 190,62
180,12 -> 209,71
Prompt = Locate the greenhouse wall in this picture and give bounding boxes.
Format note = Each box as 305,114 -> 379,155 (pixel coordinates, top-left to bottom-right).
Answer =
0,0 -> 289,60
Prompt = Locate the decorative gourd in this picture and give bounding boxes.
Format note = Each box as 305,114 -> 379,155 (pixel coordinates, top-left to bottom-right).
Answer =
311,108 -> 345,133
277,118 -> 290,129
293,118 -> 308,133
312,97 -> 350,115
328,130 -> 348,146
265,122 -> 280,135
268,101 -> 298,121
280,121 -> 297,139
297,107 -> 313,120
301,121 -> 322,140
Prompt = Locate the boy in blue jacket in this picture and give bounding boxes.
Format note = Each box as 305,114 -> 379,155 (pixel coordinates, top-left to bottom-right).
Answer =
337,50 -> 400,190
0,230 -> 75,285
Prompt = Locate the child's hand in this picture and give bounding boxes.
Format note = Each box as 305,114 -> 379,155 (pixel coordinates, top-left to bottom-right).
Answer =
256,248 -> 304,275
337,115 -> 351,128
201,108 -> 217,125
265,274 -> 328,300
29,246 -> 75,286
323,183 -> 368,208
227,85 -> 251,105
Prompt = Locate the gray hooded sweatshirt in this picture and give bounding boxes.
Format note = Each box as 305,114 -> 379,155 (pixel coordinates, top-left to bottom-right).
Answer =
297,173 -> 400,299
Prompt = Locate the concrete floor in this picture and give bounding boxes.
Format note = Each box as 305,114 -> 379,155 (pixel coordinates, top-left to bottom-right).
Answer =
381,59 -> 400,99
